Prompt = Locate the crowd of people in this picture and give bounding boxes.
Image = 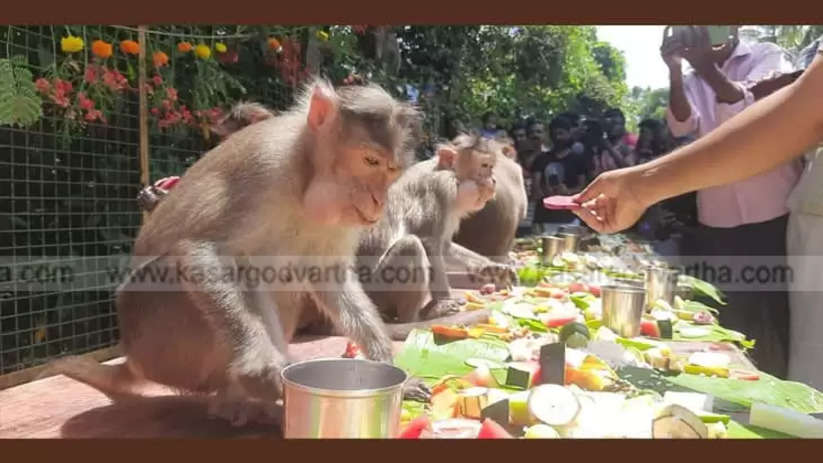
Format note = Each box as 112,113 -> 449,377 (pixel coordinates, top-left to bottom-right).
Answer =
478,107 -> 695,240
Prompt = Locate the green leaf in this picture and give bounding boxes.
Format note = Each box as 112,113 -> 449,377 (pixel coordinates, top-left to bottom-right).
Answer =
726,420 -> 795,439
393,329 -> 510,380
679,299 -> 720,316
0,58 -> 43,128
666,372 -> 823,414
680,275 -> 727,306
517,317 -> 548,333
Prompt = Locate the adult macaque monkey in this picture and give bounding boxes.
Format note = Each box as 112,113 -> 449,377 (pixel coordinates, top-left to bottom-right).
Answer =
50,78 -> 423,427
452,135 -> 528,264
357,134 -> 517,330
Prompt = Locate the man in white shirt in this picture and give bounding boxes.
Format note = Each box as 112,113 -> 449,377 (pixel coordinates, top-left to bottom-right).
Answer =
664,26 -> 803,378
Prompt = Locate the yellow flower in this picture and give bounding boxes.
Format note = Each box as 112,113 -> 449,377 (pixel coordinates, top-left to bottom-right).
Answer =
194,44 -> 211,59
315,30 -> 329,41
61,35 -> 84,53
215,42 -> 227,53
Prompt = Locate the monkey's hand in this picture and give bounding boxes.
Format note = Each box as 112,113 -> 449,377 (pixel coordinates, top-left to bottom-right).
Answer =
420,297 -> 465,320
476,263 -> 519,290
402,376 -> 431,402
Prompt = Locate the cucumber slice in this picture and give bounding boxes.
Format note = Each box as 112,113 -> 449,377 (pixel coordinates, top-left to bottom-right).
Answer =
527,384 -> 581,427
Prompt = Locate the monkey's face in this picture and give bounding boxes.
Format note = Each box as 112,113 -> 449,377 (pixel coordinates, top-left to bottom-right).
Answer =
331,137 -> 404,227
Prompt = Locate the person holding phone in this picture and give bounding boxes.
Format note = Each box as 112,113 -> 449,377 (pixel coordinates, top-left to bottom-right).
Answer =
571,38 -> 822,383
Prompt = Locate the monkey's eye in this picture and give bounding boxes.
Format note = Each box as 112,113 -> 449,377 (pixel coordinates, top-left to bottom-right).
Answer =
481,163 -> 492,169
364,156 -> 380,167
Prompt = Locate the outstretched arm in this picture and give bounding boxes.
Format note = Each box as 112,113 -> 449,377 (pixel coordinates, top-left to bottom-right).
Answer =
573,50 -> 823,233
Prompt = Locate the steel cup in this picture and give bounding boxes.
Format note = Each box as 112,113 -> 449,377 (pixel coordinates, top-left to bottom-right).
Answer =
540,236 -> 564,266
556,233 -> 580,253
601,284 -> 646,338
645,265 -> 681,310
281,358 -> 407,438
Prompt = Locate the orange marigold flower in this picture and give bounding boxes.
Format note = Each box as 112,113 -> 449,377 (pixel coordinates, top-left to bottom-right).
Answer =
215,42 -> 227,53
177,41 -> 193,53
267,38 -> 282,52
153,51 -> 169,67
120,40 -> 140,55
91,40 -> 113,59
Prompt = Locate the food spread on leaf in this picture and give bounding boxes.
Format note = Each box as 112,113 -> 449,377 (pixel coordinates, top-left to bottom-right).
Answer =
384,236 -> 823,438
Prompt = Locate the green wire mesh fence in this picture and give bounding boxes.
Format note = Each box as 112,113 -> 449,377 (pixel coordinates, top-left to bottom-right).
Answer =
0,25 -> 299,376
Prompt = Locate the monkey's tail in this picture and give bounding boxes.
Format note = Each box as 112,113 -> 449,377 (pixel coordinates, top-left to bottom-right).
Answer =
42,355 -> 145,403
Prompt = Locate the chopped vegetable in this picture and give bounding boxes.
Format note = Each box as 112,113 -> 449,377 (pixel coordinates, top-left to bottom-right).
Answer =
684,364 -> 730,378
508,391 -> 535,426
506,361 -> 540,389
430,389 -> 460,420
749,402 -> 823,438
431,325 -> 470,341
463,365 -> 501,388
476,418 -> 514,439
652,404 -> 708,438
663,391 -> 714,413
458,387 -> 490,419
523,423 -> 561,438
528,384 -> 581,426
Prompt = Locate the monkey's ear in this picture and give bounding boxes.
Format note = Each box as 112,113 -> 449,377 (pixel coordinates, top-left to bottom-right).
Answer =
436,145 -> 458,169
307,84 -> 337,131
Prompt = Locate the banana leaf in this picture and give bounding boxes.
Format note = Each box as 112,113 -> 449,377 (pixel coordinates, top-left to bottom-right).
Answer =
666,372 -> 823,414
673,324 -> 755,349
393,329 -> 511,381
726,420 -> 794,439
680,275 -> 727,306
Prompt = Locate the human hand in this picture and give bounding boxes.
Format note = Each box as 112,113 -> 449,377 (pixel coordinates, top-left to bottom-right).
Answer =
571,167 -> 653,234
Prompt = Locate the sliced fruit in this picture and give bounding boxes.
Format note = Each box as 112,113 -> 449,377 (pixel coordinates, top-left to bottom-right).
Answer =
684,364 -> 729,378
534,287 -> 567,299
398,416 -> 431,439
430,388 -> 460,420
431,325 -> 469,340
528,384 -> 581,426
508,390 -> 535,426
543,314 -> 577,328
463,365 -> 501,388
568,282 -> 587,294
641,320 -> 661,338
506,361 -> 540,389
706,421 -> 727,439
473,324 -> 509,334
458,387 -> 490,419
587,284 -> 601,297
476,418 -> 514,439
652,404 -> 709,439
523,423 -> 560,438
464,302 -> 486,311
465,291 -> 485,304
749,402 -> 823,438
342,341 -> 362,359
